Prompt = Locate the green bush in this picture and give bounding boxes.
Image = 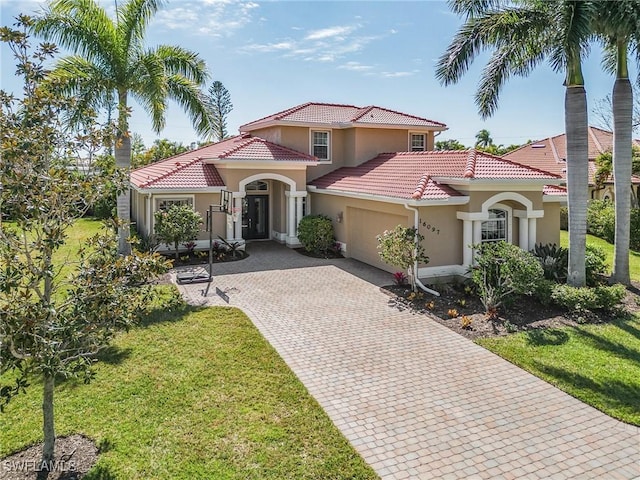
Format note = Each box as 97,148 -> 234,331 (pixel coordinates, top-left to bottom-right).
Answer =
585,244 -> 607,286
297,215 -> 335,254
551,283 -> 626,313
587,200 -> 615,243
470,241 -> 544,314
531,243 -> 568,283
533,279 -> 556,306
154,205 -> 202,260
377,225 -> 428,292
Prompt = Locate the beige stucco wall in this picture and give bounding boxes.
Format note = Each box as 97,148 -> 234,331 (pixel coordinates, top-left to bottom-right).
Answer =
351,128 -> 411,166
417,205 -> 463,267
217,166 -> 307,193
459,189 -> 544,212
537,202 -> 561,246
310,193 -> 462,269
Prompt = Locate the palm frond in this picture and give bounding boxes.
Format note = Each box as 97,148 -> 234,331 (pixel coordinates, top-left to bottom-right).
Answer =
117,0 -> 164,55
129,52 -> 168,132
165,76 -> 212,137
33,0 -> 119,70
150,45 -> 209,84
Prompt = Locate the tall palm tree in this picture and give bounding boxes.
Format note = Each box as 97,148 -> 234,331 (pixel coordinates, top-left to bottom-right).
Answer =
436,0 -> 595,287
475,129 -> 493,148
596,1 -> 640,285
34,0 -> 211,255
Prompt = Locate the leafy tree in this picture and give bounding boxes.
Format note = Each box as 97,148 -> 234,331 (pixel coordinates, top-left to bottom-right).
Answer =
34,0 -> 212,255
154,204 -> 203,259
140,138 -> 189,166
436,0 -> 596,287
0,19 -> 168,468
206,80 -> 233,142
377,225 -> 429,292
435,138 -> 467,150
130,132 -> 146,168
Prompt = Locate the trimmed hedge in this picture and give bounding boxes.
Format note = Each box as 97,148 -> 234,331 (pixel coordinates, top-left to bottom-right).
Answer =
586,199 -> 640,251
297,215 -> 335,254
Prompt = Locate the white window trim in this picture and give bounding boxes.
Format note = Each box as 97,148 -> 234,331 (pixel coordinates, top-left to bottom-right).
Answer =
480,203 -> 513,244
310,129 -> 331,161
409,132 -> 427,152
151,194 -> 196,234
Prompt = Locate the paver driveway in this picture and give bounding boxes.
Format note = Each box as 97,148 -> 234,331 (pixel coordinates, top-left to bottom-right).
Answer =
178,242 -> 640,479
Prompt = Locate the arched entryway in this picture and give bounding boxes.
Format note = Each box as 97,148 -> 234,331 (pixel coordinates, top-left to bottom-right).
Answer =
228,173 -> 307,246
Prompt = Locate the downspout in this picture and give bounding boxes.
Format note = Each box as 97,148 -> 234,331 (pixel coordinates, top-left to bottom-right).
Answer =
147,193 -> 152,238
404,203 -> 440,297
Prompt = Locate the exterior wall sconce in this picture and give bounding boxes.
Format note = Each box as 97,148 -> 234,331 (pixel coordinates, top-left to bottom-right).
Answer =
336,211 -> 343,223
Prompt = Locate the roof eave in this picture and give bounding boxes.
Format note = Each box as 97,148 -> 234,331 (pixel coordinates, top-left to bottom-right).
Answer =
241,119 -> 447,132
132,185 -> 226,194
307,185 -> 469,206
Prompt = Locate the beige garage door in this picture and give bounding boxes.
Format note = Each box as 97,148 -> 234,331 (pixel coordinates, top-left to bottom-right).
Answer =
348,208 -> 408,272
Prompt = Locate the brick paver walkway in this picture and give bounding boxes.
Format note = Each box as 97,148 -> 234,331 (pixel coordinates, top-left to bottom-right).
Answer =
177,242 -> 640,479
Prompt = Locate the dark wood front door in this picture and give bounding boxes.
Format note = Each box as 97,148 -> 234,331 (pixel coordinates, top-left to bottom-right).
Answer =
242,195 -> 269,240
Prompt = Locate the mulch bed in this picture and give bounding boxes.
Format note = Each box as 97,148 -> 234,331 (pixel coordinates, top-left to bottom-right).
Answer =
381,281 -> 640,341
0,435 -> 98,480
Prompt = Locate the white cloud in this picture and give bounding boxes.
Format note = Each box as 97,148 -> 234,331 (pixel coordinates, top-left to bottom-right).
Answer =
240,41 -> 296,53
305,25 -> 356,41
379,70 -> 419,78
154,0 -> 259,37
339,61 -> 374,72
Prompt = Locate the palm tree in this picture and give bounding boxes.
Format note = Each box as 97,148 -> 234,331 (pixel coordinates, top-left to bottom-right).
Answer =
596,1 -> 640,285
436,0 -> 595,287
34,0 -> 211,255
475,129 -> 493,148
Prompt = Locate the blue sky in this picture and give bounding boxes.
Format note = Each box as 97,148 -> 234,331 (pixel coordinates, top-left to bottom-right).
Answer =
0,0 -> 632,150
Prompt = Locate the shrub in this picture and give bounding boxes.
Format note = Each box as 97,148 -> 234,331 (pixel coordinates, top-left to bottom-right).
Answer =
377,225 -> 429,291
470,241 -> 544,314
531,243 -> 568,283
297,215 -> 335,254
533,279 -> 556,306
587,200 -> 615,243
560,207 -> 568,231
585,244 -> 607,286
392,272 -> 408,286
154,205 -> 203,260
551,283 -> 626,313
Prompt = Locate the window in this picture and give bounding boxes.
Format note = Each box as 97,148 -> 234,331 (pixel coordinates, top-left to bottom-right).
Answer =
312,130 -> 330,160
246,180 -> 268,191
156,197 -> 193,211
410,133 -> 426,152
481,209 -> 507,243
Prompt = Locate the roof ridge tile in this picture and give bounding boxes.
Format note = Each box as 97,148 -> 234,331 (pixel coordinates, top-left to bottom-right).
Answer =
140,156 -> 202,188
412,173 -> 430,199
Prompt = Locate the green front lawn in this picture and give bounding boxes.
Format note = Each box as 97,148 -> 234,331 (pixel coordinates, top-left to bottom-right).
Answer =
560,230 -> 640,282
0,287 -> 377,479
478,316 -> 640,425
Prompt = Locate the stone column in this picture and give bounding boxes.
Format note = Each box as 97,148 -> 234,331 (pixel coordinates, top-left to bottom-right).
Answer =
233,192 -> 246,241
519,216 -> 529,251
462,219 -> 473,267
528,218 -> 537,250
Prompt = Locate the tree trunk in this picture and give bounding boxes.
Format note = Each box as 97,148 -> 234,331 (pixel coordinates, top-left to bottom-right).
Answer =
41,375 -> 55,466
612,67 -> 632,285
565,86 -> 589,287
116,89 -> 132,256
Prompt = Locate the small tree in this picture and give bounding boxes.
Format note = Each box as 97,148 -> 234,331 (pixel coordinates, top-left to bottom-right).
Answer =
377,225 -> 429,291
1,19 -> 169,468
154,204 -> 203,259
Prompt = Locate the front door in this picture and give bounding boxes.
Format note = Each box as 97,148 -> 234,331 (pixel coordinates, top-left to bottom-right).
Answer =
242,195 -> 269,240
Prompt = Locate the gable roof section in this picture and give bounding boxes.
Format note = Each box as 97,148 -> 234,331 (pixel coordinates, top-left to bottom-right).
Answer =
504,126 -> 640,180
131,135 -> 315,190
309,149 -> 560,201
240,102 -> 446,131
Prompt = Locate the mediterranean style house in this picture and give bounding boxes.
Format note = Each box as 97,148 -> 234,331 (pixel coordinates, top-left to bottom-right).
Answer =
131,102 -> 565,280
503,126 -> 640,201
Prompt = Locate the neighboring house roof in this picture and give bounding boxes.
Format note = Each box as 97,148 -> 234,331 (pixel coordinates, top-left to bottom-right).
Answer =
543,185 -> 568,197
131,135 -> 316,190
503,126 -> 640,184
310,149 -> 560,201
240,102 -> 447,131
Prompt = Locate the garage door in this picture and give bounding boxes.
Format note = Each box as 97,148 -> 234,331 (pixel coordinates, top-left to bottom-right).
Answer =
348,208 -> 408,272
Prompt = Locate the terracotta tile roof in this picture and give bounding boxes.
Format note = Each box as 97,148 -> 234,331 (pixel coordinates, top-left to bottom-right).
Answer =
310,149 -> 559,201
240,102 -> 446,130
503,126 -> 640,183
131,135 -> 315,189
543,185 -> 567,196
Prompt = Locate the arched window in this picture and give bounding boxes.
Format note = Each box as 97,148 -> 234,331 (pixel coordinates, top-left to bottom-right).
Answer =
245,180 -> 268,191
482,209 -> 508,243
